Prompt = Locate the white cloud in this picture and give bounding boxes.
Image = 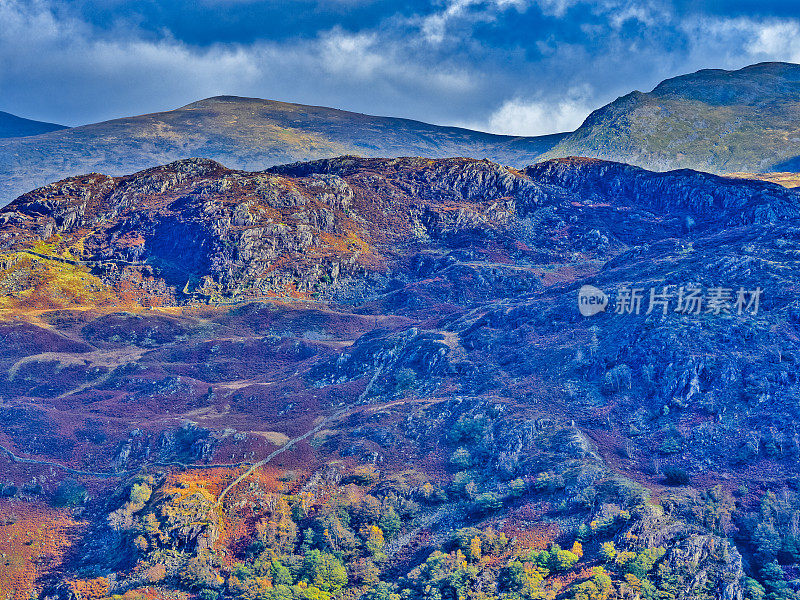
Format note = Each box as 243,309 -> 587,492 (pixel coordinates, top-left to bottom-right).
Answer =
534,0 -> 579,18
417,0 -> 531,45
464,88 -> 595,136
0,0 -> 476,124
609,5 -> 656,29
679,16 -> 800,65
745,20 -> 800,62
319,30 -> 386,78
315,27 -> 474,91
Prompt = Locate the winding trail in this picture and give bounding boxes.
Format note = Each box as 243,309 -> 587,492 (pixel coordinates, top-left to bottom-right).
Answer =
0,406 -> 347,486
1,394 -> 441,508
1,402 -> 352,495
0,443 -> 121,478
0,442 -> 263,478
212,395 -> 450,508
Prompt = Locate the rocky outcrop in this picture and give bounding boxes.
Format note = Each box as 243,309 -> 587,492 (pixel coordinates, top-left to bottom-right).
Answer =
525,157 -> 800,228
622,504 -> 745,600
3,156 -> 798,308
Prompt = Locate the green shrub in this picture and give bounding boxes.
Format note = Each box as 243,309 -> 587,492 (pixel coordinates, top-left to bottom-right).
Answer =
271,560 -> 293,585
449,416 -> 487,445
301,550 -> 347,592
599,541 -> 616,563
450,447 -> 472,470
550,549 -> 579,572
743,577 -> 766,600
378,507 -> 402,539
52,478 -> 87,507
474,492 -> 501,513
362,582 -> 400,600
509,478 -> 527,498
662,466 -> 690,486
660,436 -> 683,455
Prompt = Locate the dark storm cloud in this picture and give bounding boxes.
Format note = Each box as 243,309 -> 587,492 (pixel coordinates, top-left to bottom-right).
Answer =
1,0 -> 799,134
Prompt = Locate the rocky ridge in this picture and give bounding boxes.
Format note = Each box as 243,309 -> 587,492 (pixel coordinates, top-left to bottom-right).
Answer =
3,155 -> 800,598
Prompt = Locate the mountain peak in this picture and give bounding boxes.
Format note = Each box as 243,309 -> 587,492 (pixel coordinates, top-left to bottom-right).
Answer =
182,95 -> 287,108
0,97 -> 566,207
542,61 -> 800,173
649,61 -> 800,104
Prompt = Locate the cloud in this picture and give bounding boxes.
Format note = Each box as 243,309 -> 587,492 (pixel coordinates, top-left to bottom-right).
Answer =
416,0 -> 531,45
534,0 -> 579,18
0,0 -> 264,120
316,27 -> 474,91
464,87 -> 595,135
0,0 -> 476,125
2,0 -> 800,138
745,20 -> 800,62
678,15 -> 800,65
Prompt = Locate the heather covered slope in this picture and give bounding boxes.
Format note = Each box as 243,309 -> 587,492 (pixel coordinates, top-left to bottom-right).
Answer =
2,157 -> 800,599
4,155 -> 795,307
542,62 -> 800,174
0,96 -> 566,207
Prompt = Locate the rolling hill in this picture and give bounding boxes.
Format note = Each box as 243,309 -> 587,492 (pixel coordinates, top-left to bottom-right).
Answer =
4,62 -> 800,207
0,96 -> 566,207
542,62 -> 800,174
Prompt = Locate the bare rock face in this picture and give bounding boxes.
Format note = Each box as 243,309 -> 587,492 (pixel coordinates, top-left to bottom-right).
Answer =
622,504 -> 744,600
525,158 -> 800,228
2,155 -> 797,308
541,62 -> 800,174
665,536 -> 744,600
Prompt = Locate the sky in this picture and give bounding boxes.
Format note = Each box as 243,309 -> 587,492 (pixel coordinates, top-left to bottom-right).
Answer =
1,0 -> 800,136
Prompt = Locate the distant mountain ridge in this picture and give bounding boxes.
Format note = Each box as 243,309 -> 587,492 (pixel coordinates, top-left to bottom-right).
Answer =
542,62 -> 800,173
3,61 -> 800,206
0,96 -> 566,206
0,110 -> 67,138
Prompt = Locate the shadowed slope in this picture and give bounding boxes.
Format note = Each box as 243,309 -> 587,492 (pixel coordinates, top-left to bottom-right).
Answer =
0,111 -> 67,138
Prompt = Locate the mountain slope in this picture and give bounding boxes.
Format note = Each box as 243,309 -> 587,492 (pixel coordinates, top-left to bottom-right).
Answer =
3,61 -> 800,207
542,61 -> 800,174
2,157 -> 800,597
0,96 -> 566,207
0,110 -> 67,138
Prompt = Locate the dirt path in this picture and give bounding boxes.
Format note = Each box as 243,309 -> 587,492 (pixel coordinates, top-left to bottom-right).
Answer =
0,394 -> 437,496
213,394 -> 453,509
0,443 -> 120,478
213,405 -> 351,507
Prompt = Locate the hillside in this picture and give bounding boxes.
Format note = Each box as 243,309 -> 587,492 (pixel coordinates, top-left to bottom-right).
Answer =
2,156 -> 800,599
0,96 -> 566,207
4,62 -> 800,208
542,62 -> 800,174
0,110 -> 67,138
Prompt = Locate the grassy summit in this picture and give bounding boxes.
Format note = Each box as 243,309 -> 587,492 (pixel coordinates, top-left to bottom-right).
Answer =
542,62 -> 800,174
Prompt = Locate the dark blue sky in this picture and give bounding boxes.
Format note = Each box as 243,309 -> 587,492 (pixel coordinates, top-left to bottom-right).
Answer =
1,0 -> 799,134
